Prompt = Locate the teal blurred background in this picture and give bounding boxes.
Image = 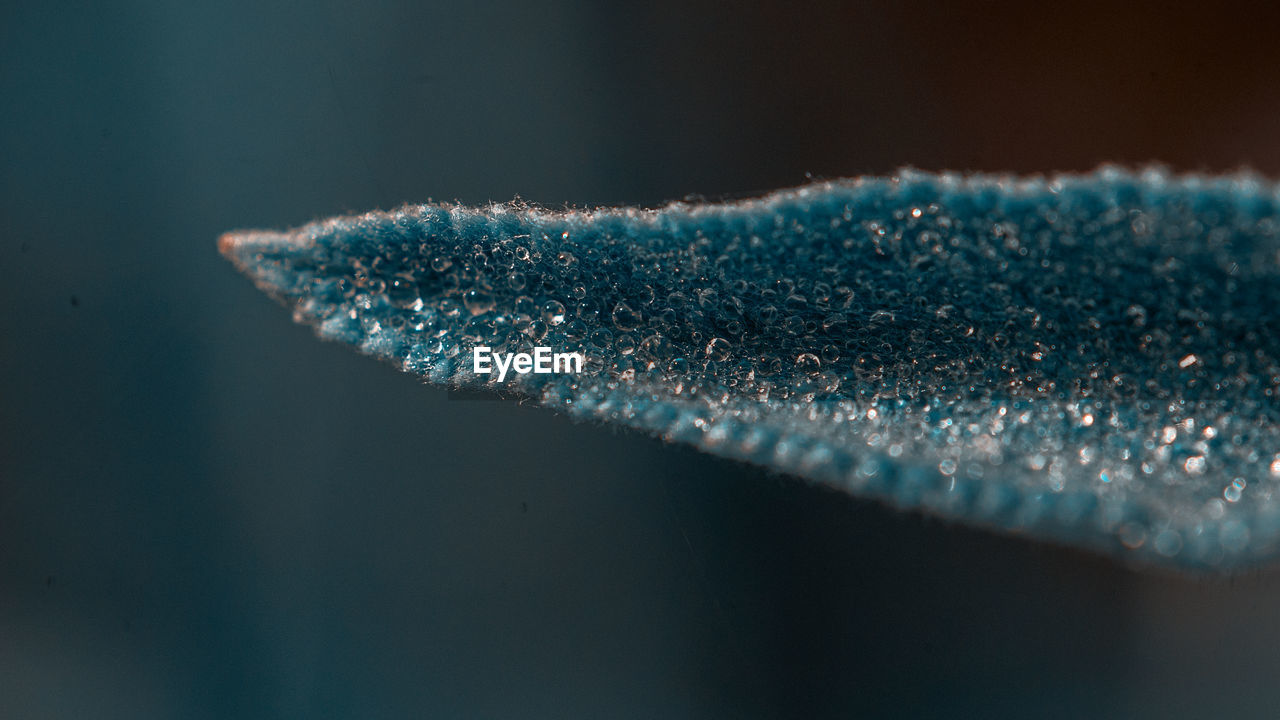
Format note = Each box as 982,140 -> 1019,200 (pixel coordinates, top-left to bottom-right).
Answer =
5,1 -> 1280,717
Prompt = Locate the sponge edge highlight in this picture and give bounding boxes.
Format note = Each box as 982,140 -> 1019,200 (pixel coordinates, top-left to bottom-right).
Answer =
222,168 -> 1280,571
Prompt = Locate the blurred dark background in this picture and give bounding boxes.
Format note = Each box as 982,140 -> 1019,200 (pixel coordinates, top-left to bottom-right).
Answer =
4,1 -> 1280,717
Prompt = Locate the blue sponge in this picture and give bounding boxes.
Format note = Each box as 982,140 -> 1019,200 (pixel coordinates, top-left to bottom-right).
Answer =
221,168 -> 1280,570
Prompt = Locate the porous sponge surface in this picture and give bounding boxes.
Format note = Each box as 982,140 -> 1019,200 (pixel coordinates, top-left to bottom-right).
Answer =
222,168 -> 1280,569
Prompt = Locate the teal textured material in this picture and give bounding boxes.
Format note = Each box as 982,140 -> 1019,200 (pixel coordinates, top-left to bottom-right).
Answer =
221,168 -> 1280,570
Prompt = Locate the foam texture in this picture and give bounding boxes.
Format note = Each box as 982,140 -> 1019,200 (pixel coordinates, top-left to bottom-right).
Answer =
221,168 -> 1280,570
